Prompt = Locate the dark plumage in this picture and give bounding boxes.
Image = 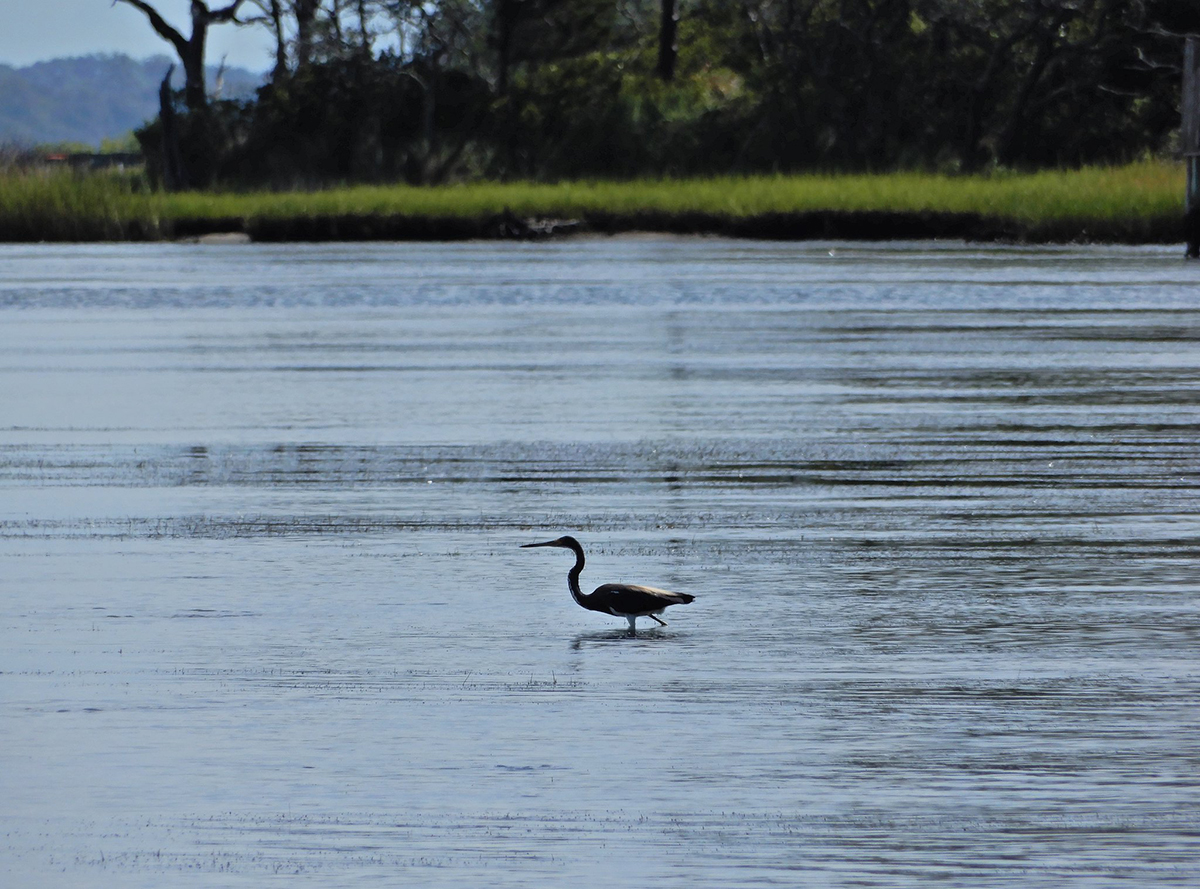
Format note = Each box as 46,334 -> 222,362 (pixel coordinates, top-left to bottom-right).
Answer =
521,535 -> 695,631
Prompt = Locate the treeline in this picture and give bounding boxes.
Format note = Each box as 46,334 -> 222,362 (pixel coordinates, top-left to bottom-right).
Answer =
129,0 -> 1200,188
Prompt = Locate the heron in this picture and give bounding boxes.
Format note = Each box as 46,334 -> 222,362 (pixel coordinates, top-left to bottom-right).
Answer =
521,535 -> 694,631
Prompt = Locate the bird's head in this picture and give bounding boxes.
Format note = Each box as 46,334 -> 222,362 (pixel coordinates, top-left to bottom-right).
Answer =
521,535 -> 581,551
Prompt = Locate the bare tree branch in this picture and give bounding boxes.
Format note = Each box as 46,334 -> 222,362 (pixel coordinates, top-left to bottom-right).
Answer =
112,0 -> 251,109
113,0 -> 189,58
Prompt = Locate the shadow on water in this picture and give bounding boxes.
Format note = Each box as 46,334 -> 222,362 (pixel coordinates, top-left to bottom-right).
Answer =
569,627 -> 689,649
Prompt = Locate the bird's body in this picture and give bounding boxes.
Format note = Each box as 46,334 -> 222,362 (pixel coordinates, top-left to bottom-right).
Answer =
521,535 -> 694,631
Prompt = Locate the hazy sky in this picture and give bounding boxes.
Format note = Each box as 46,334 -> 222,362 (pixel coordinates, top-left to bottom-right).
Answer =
1,1 -> 274,71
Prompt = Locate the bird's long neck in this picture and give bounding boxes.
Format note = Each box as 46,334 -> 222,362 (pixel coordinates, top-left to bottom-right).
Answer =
565,541 -> 587,606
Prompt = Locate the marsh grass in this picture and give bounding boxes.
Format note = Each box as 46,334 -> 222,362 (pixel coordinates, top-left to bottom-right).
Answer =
0,169 -> 165,240
0,162 -> 1184,242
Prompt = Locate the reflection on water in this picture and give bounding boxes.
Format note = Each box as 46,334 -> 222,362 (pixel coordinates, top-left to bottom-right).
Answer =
1,240 -> 1199,887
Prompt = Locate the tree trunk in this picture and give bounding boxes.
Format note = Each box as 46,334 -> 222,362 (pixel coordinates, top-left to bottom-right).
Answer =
116,0 -> 248,111
158,67 -> 188,190
294,0 -> 320,69
1185,38 -> 1200,258
268,0 -> 288,80
182,10 -> 208,111
329,0 -> 346,50
495,0 -> 516,96
356,0 -> 373,58
658,0 -> 679,81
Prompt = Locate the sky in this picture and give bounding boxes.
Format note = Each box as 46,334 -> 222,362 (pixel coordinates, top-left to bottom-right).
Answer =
0,0 -> 274,71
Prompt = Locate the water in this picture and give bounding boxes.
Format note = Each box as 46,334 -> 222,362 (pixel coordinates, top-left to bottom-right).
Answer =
2,239 -> 1198,887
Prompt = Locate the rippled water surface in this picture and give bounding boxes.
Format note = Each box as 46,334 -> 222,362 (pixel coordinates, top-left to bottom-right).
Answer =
2,239 -> 1199,887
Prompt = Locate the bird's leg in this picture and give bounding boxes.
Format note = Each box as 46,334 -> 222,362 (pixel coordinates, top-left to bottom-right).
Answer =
626,615 -> 638,633
649,614 -> 668,626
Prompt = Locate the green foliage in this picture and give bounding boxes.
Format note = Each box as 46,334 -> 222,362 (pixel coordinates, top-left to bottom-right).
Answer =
137,55 -> 494,188
99,132 -> 142,154
503,54 -> 633,177
136,96 -> 256,189
121,0 -> 1190,186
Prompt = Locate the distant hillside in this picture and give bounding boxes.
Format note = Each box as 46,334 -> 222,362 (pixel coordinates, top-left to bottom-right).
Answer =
0,54 -> 264,148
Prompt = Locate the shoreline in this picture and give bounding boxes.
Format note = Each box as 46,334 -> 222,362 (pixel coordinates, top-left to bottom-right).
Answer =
1,163 -> 1185,245
154,208 -> 1184,245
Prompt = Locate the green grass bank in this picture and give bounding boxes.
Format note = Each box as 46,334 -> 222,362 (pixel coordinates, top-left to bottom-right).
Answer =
0,162 -> 1185,244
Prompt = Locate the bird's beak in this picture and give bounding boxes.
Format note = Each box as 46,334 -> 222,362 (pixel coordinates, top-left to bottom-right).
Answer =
521,540 -> 560,548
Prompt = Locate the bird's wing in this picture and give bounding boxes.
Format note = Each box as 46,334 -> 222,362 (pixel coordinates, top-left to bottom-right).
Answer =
592,582 -> 695,609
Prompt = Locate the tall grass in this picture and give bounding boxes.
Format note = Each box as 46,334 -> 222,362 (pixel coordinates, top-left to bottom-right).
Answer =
0,161 -> 1185,241
0,168 -> 167,240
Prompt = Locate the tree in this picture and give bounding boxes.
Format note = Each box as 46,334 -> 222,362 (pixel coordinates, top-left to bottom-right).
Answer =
245,0 -> 289,79
114,1 -> 250,110
658,0 -> 679,80
489,0 -> 618,94
122,0 -> 1185,186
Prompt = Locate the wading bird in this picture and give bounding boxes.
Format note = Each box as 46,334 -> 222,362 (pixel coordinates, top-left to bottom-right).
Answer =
521,535 -> 694,631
